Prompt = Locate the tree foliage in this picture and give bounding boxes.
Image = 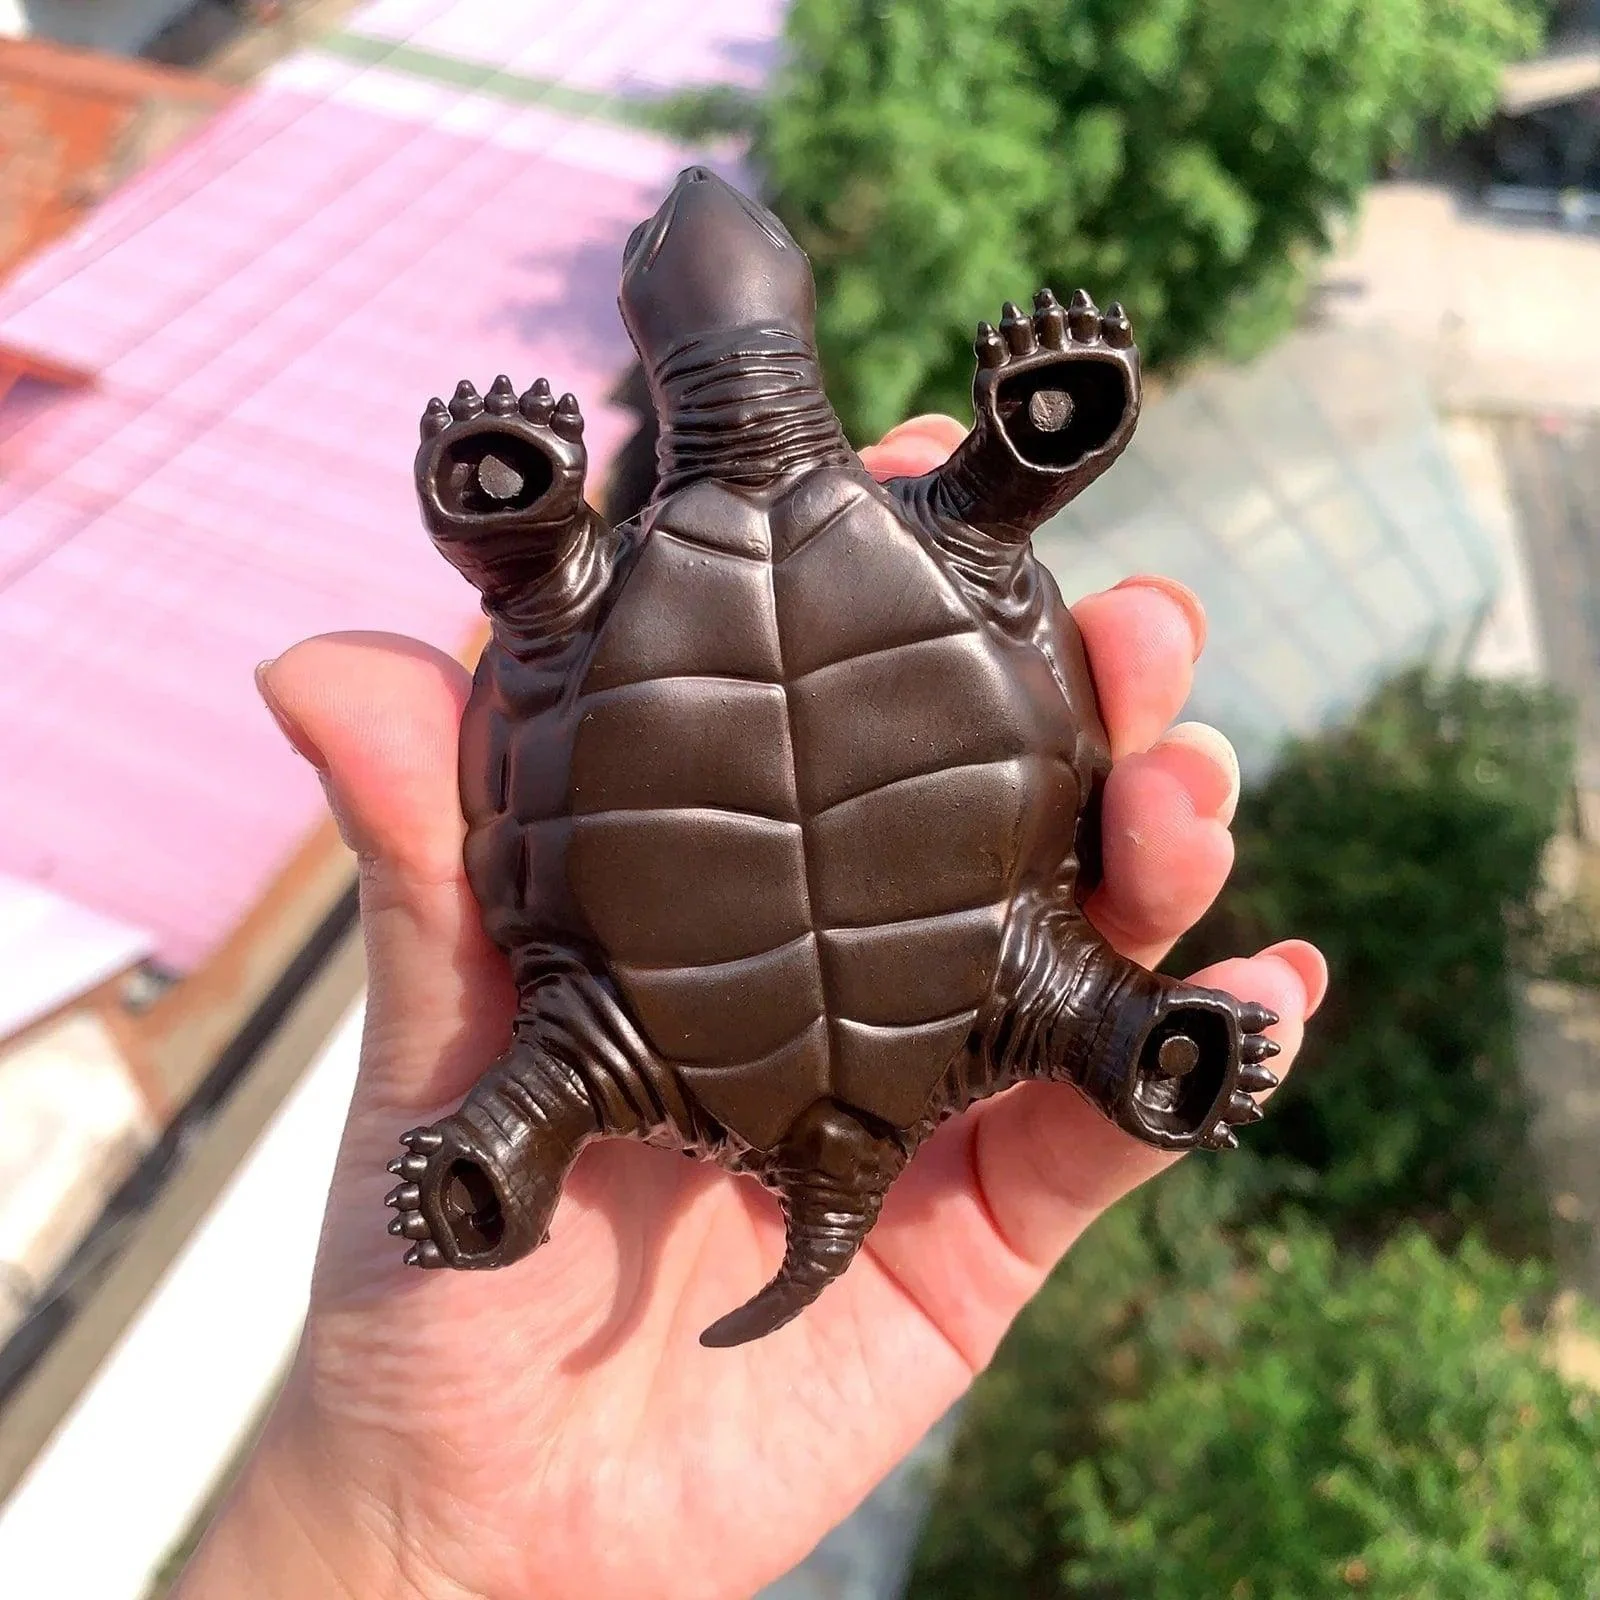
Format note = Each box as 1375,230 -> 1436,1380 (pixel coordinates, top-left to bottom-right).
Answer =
1177,670 -> 1576,1252
1062,1227 -> 1600,1599
908,1165 -> 1600,1600
758,0 -> 1542,440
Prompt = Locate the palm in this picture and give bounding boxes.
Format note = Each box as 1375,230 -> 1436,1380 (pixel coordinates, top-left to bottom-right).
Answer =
249,421 -> 1323,1600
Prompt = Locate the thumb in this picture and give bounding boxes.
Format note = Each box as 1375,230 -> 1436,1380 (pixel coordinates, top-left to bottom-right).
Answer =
256,632 -> 514,1114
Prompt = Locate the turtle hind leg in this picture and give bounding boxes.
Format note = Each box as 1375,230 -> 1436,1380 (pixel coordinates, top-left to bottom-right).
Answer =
979,900 -> 1281,1154
386,1037 -> 601,1270
699,1100 -> 908,1349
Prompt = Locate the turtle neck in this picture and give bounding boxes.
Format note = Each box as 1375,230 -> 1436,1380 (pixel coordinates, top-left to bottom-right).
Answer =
650,327 -> 852,496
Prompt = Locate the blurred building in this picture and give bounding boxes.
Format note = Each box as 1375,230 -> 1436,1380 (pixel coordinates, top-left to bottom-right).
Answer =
0,36 -> 232,279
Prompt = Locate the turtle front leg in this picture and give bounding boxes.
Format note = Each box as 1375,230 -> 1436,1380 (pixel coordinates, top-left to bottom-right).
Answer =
889,292 -> 1141,597
415,376 -> 614,642
979,904 -> 1281,1153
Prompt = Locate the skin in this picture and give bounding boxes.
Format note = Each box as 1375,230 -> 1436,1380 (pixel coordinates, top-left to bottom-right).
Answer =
180,416 -> 1326,1600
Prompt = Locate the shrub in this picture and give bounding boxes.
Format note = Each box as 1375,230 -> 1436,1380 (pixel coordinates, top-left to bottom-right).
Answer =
908,1159 -> 1270,1599
1176,670 -> 1577,1252
908,1167 -> 1600,1600
1062,1228 -> 1600,1598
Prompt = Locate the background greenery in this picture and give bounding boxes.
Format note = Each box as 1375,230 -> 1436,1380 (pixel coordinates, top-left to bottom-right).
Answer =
1177,670 -> 1576,1256
910,1160 -> 1600,1598
753,0 -> 1543,441
905,671 -> 1597,1598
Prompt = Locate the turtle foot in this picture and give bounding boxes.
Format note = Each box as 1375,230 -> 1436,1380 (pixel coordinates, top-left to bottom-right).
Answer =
386,1118 -> 523,1270
1130,988 -> 1281,1152
414,375 -> 590,546
385,1043 -> 602,1272
973,288 -> 1138,471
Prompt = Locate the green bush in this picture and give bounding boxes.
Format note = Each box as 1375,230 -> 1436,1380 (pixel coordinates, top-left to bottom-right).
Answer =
1062,1228 -> 1600,1599
1177,670 -> 1577,1253
758,0 -> 1541,440
908,1160 -> 1273,1599
908,1167 -> 1600,1600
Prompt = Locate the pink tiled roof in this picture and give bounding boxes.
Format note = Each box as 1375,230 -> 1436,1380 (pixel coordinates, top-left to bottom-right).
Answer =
0,3 -> 779,968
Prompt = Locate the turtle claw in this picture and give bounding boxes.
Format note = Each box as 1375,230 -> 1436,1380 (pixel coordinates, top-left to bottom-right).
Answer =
1067,287 -> 1099,341
420,397 -> 451,441
405,1241 -> 445,1269
974,319 -> 1006,369
1241,1032 -> 1281,1064
484,373 -> 519,416
1000,301 -> 1037,356
1238,1060 -> 1280,1094
401,1126 -> 443,1152
1238,1000 -> 1279,1033
1033,287 -> 1068,348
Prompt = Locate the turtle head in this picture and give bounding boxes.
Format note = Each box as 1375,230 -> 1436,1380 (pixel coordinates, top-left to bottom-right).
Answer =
619,167 -> 817,367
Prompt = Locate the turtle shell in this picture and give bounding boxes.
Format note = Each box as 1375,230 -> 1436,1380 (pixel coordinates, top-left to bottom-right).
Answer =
518,465 -> 1080,1151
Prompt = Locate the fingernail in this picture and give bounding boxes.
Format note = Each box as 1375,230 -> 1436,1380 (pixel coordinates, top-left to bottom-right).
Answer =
255,660 -> 326,770
1114,575 -> 1207,660
1156,721 -> 1240,825
1262,938 -> 1330,1018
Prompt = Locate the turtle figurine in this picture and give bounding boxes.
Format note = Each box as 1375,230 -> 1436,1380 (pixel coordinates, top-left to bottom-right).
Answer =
387,165 -> 1282,1347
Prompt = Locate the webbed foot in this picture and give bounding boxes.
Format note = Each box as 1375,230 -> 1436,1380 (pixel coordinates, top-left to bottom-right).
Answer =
972,288 -> 1139,475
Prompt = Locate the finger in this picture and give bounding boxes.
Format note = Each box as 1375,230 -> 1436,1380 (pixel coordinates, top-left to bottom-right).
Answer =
1087,721 -> 1240,969
859,413 -> 967,481
257,632 -> 513,1113
867,941 -> 1322,1366
1071,577 -> 1206,759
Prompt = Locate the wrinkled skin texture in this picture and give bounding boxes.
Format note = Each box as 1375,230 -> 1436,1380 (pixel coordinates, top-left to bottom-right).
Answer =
385,170 -> 1294,1346
175,414 -> 1325,1600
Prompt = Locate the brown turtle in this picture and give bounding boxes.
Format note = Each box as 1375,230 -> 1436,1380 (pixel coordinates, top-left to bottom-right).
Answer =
387,166 -> 1280,1347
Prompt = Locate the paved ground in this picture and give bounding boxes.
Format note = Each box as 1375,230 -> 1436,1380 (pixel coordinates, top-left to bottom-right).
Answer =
1486,412 -> 1600,1299
1318,183 -> 1600,415
1495,413 -> 1600,801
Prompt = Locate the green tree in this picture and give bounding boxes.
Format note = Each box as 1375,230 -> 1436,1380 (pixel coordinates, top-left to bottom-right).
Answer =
1062,1228 -> 1600,1599
908,1159 -> 1272,1599
908,1168 -> 1600,1600
758,0 -> 1542,441
1178,670 -> 1576,1251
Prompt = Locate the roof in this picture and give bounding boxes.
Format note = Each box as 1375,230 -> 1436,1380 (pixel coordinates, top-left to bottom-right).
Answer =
0,37 -> 230,279
0,873 -> 153,1040
0,0 -> 784,968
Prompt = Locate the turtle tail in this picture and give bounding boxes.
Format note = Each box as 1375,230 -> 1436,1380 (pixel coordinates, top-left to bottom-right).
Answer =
699,1100 -> 908,1349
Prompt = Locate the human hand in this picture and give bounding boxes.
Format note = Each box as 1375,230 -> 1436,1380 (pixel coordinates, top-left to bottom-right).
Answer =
177,414 -> 1326,1600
